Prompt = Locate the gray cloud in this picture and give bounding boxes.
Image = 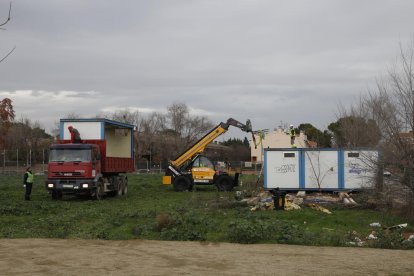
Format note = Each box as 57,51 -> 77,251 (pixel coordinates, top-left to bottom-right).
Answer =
1,0 -> 413,135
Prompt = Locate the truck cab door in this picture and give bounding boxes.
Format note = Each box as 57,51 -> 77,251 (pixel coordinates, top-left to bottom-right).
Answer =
92,147 -> 101,175
191,156 -> 215,184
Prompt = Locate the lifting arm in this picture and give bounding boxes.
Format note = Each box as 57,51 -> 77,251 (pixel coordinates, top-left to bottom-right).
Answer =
170,118 -> 256,169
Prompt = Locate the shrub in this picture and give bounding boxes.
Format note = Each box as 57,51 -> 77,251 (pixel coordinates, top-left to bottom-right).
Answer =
371,229 -> 406,249
132,226 -> 142,236
156,213 -> 174,231
159,211 -> 212,241
226,220 -> 263,244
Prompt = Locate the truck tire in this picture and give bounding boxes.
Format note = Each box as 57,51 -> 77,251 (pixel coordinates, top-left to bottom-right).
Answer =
173,176 -> 192,192
117,177 -> 123,196
95,180 -> 104,200
216,175 -> 234,191
122,178 -> 128,196
108,176 -> 120,197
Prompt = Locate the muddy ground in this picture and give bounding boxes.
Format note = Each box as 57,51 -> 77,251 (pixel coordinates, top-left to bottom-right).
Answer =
1,239 -> 414,275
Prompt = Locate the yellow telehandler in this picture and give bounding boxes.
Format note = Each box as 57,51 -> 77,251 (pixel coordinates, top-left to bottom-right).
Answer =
162,118 -> 255,191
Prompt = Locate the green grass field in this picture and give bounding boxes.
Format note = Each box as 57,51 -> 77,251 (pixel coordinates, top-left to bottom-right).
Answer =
0,173 -> 412,248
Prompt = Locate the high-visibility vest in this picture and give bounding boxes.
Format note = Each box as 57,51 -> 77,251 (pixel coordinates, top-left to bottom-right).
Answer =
26,171 -> 34,183
290,129 -> 296,137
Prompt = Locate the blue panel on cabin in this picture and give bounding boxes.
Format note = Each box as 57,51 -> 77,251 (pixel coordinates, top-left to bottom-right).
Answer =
299,150 -> 305,189
338,150 -> 345,189
263,151 -> 267,188
100,122 -> 105,139
59,121 -> 64,139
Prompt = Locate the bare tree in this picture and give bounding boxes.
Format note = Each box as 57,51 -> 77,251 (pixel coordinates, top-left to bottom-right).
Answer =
166,102 -> 213,156
0,2 -> 15,63
305,151 -> 329,192
100,109 -> 141,126
167,102 -> 188,135
360,40 -> 414,217
138,112 -> 166,162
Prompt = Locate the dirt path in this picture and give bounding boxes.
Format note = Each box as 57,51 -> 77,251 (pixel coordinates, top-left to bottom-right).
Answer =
1,239 -> 413,275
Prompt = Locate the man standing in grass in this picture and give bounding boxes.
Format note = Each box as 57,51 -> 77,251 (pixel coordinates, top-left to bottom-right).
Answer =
23,167 -> 34,201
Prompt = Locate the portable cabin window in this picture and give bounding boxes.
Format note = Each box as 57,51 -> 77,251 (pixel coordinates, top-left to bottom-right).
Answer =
348,152 -> 360,158
283,152 -> 296,158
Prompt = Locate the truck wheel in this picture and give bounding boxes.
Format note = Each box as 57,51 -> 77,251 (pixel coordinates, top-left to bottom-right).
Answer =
95,181 -> 104,200
173,176 -> 192,192
117,177 -> 123,196
216,175 -> 234,191
122,178 -> 128,196
108,176 -> 120,197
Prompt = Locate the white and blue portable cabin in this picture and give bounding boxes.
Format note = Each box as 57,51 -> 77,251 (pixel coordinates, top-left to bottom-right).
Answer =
59,118 -> 135,156
263,148 -> 378,191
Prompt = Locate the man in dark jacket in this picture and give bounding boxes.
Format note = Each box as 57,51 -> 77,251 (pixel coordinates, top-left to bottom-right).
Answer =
68,126 -> 81,143
23,167 -> 34,201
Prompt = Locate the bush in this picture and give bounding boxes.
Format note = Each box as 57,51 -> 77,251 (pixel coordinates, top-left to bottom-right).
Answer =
156,213 -> 174,231
159,211 -> 212,241
226,220 -> 264,244
226,218 -> 317,245
371,229 -> 406,249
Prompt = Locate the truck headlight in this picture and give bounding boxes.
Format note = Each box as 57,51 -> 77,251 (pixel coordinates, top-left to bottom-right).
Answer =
82,183 -> 89,188
48,183 -> 54,188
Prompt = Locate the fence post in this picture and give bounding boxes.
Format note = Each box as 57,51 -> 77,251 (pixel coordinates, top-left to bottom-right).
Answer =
17,148 -> 19,172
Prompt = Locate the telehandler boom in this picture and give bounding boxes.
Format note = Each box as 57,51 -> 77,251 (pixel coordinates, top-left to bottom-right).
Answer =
163,118 -> 255,191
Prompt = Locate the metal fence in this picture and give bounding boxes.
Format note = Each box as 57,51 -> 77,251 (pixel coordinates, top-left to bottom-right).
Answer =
134,160 -> 263,174
0,149 -> 49,173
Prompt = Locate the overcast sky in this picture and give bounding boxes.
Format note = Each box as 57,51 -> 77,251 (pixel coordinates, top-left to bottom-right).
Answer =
1,0 -> 413,139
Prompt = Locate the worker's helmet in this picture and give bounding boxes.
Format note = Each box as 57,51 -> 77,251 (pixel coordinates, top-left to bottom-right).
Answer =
290,124 -> 294,128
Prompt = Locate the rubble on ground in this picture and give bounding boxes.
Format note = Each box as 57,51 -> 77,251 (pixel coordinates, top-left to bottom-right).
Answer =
307,203 -> 332,214
369,222 -> 381,227
236,189 -> 413,247
236,189 -> 358,212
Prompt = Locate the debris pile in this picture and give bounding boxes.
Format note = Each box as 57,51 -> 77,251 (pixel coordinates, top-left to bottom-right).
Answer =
307,203 -> 332,214
237,190 -> 358,213
345,222 -> 412,247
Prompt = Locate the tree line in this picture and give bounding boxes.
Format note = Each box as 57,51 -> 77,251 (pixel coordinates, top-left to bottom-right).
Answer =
0,101 -> 253,165
0,97 -> 385,166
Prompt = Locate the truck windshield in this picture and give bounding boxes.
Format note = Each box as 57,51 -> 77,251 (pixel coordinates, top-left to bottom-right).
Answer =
49,149 -> 92,162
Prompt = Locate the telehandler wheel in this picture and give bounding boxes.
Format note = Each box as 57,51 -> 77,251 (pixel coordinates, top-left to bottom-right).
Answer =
173,176 -> 192,192
216,175 -> 234,191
